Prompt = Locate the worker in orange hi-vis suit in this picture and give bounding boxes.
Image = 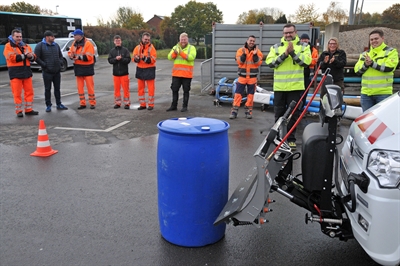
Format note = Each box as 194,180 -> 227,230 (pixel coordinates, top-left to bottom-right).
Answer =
133,32 -> 157,110
3,29 -> 39,117
68,29 -> 96,110
229,35 -> 263,120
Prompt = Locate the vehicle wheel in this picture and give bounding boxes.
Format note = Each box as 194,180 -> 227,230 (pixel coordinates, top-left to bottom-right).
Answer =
61,58 -> 67,72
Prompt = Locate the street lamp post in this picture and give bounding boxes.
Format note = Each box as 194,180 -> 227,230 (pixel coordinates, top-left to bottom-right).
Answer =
56,5 -> 59,14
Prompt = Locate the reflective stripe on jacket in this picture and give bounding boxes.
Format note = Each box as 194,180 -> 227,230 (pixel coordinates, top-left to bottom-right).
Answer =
133,43 -> 157,68
168,44 -> 197,78
3,42 -> 35,79
68,37 -> 95,76
265,36 -> 311,92
354,42 -> 399,96
133,43 -> 157,80
236,46 -> 263,84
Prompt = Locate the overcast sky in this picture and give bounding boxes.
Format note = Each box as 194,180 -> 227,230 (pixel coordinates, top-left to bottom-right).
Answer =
2,0 -> 397,25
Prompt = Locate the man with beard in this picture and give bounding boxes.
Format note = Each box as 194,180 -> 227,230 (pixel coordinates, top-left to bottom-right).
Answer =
229,35 -> 263,119
266,24 -> 311,151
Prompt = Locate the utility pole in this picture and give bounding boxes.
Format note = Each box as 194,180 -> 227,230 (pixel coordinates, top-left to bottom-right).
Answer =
349,0 -> 355,25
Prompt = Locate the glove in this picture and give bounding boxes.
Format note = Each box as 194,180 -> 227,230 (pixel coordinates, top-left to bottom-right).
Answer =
145,57 -> 151,64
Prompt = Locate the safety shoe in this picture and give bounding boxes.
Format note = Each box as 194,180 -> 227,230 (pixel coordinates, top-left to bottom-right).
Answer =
137,106 -> 146,110
147,106 -> 153,110
229,107 -> 238,119
17,112 -> 23,118
46,105 -> 52,112
25,110 -> 39,115
90,105 -> 95,109
245,108 -> 252,119
124,105 -> 130,109
288,142 -> 297,151
181,107 -> 188,112
57,104 -> 68,110
166,106 -> 177,112
114,105 -> 120,109
77,105 -> 86,110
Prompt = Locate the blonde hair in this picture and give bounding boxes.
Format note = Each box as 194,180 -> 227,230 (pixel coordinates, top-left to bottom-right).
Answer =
180,32 -> 188,39
327,37 -> 339,50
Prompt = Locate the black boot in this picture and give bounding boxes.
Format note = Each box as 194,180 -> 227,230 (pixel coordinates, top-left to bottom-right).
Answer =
181,92 -> 189,112
166,91 -> 178,112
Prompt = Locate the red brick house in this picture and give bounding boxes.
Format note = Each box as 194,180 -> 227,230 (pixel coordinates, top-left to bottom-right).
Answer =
146,15 -> 164,35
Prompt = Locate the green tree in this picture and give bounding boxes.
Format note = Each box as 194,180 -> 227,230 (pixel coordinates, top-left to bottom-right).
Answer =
0,5 -> 12,12
275,15 -> 288,24
382,3 -> 400,24
171,1 -> 223,45
236,8 -> 283,24
115,7 -> 146,29
293,3 -> 319,23
160,17 -> 179,48
322,1 -> 348,25
358,12 -> 382,25
40,8 -> 55,15
11,1 -> 40,13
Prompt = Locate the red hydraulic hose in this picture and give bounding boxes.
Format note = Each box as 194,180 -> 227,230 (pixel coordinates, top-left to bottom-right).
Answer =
267,70 -> 330,161
289,62 -> 322,119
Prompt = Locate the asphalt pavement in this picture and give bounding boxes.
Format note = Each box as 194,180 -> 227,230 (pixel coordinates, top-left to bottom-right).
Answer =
0,58 -> 378,266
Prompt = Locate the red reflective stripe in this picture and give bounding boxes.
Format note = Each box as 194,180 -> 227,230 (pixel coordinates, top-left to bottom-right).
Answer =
357,118 -> 376,132
354,112 -> 374,122
368,122 -> 387,144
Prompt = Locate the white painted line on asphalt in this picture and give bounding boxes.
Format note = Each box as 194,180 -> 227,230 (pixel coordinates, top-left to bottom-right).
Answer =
61,92 -> 78,96
54,121 -> 130,132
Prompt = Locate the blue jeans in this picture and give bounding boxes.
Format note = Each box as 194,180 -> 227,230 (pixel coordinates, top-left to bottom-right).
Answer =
360,94 -> 390,112
42,71 -> 61,106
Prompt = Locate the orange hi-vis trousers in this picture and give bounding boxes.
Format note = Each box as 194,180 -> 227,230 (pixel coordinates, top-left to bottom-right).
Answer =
10,77 -> 34,114
113,75 -> 130,106
137,79 -> 155,107
76,76 -> 96,106
233,82 -> 255,108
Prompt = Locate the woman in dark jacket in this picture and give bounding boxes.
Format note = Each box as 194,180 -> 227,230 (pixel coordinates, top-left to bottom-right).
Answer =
317,37 -> 347,94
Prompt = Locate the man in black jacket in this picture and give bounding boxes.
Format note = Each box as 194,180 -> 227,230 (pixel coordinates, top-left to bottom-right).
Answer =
108,35 -> 132,109
317,37 -> 347,94
34,30 -> 68,112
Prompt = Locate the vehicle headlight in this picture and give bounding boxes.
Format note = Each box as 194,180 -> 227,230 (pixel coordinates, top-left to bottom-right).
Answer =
367,150 -> 400,188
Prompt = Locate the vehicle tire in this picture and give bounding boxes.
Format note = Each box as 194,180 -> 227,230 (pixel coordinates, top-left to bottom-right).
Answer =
61,58 -> 67,72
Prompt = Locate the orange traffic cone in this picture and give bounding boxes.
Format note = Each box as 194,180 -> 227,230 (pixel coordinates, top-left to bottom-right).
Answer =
30,120 -> 58,157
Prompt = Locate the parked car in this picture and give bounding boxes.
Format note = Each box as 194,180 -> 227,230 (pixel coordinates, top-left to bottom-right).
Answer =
31,37 -> 99,72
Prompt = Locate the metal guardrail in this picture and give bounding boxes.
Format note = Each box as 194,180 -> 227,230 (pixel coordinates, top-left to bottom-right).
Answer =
200,58 -> 212,93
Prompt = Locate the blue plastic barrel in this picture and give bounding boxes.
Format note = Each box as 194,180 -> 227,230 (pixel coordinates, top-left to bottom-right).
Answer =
157,117 -> 230,247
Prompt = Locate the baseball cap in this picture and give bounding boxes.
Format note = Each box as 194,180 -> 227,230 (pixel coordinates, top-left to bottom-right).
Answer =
72,29 -> 84,36
300,33 -> 310,40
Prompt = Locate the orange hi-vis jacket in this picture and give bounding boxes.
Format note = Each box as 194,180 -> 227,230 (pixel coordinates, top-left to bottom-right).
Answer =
3,40 -> 36,79
309,46 -> 319,69
133,42 -> 157,69
168,44 -> 197,78
68,37 -> 95,76
236,46 -> 263,84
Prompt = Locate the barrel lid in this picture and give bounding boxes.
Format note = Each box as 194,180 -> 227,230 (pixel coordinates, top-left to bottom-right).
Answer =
157,117 -> 230,134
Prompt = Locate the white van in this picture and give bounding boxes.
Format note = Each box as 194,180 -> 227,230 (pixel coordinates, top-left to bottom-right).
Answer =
31,37 -> 99,72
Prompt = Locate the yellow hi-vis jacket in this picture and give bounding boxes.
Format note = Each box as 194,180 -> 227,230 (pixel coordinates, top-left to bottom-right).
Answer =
354,42 -> 398,96
265,36 -> 311,91
168,43 -> 197,78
